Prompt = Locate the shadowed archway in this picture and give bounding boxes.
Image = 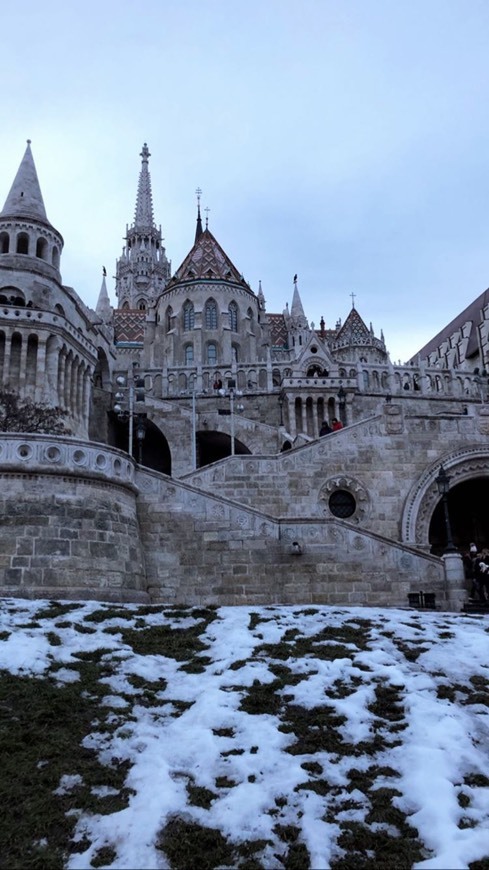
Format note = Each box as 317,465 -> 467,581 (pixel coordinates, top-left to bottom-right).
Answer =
196,430 -> 251,468
429,477 -> 489,555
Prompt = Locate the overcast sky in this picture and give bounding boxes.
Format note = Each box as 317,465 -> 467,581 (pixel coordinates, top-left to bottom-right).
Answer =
2,0 -> 489,363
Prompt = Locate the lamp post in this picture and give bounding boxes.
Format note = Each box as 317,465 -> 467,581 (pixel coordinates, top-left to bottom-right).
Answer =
435,465 -> 456,553
113,368 -> 146,461
219,380 -> 244,455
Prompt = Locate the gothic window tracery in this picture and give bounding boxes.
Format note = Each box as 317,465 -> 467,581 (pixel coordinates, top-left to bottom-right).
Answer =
207,343 -> 217,365
183,301 -> 195,331
205,300 -> 218,329
185,344 -> 194,365
229,301 -> 238,332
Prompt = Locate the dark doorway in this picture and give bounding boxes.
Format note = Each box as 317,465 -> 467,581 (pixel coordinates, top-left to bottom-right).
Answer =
196,430 -> 251,468
429,477 -> 489,555
108,414 -> 171,475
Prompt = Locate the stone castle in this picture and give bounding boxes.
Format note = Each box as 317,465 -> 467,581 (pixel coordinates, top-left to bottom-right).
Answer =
1,140 -> 488,609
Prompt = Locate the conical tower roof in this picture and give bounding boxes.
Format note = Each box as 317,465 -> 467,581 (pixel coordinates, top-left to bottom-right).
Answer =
1,140 -> 48,222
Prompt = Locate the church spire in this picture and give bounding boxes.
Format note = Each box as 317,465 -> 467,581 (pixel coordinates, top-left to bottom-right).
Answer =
134,143 -> 154,228
195,187 -> 203,243
1,140 -> 48,222
115,144 -> 171,310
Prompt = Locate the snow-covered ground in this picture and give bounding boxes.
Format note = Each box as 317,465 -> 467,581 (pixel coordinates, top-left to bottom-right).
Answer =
0,598 -> 488,869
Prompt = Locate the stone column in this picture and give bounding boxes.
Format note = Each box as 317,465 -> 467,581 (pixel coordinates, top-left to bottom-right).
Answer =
443,552 -> 467,612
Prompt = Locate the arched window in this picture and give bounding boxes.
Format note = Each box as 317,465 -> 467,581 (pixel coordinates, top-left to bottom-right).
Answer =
138,301 -> 146,311
207,343 -> 217,365
247,307 -> 254,331
16,233 -> 29,255
183,301 -> 195,331
185,344 -> 194,365
36,237 -> 48,260
205,299 -> 218,329
0,232 -> 9,254
229,301 -> 238,332
52,246 -> 60,268
166,306 -> 173,332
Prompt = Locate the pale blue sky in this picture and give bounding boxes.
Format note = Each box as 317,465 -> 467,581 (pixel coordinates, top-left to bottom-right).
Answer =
2,0 -> 489,362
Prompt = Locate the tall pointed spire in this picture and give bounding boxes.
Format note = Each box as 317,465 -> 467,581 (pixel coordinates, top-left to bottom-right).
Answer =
96,267 -> 113,322
1,140 -> 48,221
115,144 -> 171,310
134,143 -> 154,228
290,274 -> 306,321
195,187 -> 203,243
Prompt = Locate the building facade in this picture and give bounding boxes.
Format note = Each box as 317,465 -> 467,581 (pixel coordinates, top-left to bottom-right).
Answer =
0,141 -> 487,609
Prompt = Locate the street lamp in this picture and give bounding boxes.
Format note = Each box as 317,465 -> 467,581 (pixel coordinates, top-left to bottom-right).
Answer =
113,368 -> 146,460
435,465 -> 457,553
219,380 -> 244,455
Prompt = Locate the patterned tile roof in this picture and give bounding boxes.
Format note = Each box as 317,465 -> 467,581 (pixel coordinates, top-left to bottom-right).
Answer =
113,309 -> 145,344
166,229 -> 250,288
335,307 -> 370,343
268,313 -> 288,348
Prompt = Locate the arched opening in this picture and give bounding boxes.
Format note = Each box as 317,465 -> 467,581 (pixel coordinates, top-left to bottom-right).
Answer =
108,415 -> 172,475
16,233 -> 29,255
429,477 -> 489,555
196,430 -> 251,468
52,246 -> 60,268
36,237 -> 48,260
0,232 -> 9,253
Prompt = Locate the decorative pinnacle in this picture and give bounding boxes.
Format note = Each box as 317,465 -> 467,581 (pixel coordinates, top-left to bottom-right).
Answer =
140,143 -> 150,163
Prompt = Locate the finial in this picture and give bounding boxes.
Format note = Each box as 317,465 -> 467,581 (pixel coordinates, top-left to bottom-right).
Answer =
140,143 -> 150,162
27,139 -> 32,145
103,266 -> 107,277
293,274 -> 298,284
204,206 -> 210,229
350,291 -> 356,308
195,187 -> 202,208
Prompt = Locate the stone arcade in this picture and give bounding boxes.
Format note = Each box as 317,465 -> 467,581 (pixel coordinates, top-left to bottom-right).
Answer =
1,141 -> 488,609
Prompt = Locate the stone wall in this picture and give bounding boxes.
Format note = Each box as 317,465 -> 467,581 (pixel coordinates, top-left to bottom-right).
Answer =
0,435 -> 147,601
136,467 -> 450,608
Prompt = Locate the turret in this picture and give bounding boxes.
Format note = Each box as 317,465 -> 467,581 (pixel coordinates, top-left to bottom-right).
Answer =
0,140 -> 64,283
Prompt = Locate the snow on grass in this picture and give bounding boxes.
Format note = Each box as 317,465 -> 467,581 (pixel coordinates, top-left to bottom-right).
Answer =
0,599 -> 488,869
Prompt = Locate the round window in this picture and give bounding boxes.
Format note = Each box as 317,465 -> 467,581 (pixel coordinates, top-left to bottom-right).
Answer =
329,490 -> 356,518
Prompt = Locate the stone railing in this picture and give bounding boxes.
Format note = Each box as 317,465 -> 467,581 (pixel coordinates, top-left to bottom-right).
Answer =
0,433 -> 136,487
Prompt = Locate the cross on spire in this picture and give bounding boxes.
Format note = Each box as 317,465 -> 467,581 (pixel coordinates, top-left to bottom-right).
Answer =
204,206 -> 210,229
350,292 -> 356,309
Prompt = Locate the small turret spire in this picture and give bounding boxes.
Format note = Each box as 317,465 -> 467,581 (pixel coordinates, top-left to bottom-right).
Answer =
96,267 -> 112,322
1,140 -> 48,221
195,187 -> 203,243
290,274 -> 306,321
134,143 -> 154,228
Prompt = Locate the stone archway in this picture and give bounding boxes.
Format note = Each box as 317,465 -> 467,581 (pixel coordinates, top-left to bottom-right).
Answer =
196,430 -> 251,468
401,447 -> 489,550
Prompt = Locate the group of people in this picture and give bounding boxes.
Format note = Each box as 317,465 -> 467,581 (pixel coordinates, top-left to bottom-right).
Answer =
319,418 -> 343,436
463,544 -> 489,602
